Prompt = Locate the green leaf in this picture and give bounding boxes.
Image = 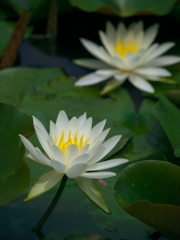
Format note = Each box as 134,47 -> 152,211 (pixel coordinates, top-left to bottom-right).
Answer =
0,21 -> 33,57
64,233 -> 112,240
69,0 -> 177,16
114,160 -> 180,240
0,103 -> 33,205
0,0 -> 72,21
152,95 -> 180,157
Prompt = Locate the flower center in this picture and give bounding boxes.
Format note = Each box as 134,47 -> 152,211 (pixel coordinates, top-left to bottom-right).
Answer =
57,130 -> 90,154
114,38 -> 139,59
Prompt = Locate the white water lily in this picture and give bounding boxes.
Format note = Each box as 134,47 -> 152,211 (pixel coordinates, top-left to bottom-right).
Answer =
19,110 -> 128,213
74,21 -> 180,94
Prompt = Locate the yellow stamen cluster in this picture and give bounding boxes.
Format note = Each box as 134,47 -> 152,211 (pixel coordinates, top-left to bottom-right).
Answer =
114,38 -> 140,59
56,130 -> 90,154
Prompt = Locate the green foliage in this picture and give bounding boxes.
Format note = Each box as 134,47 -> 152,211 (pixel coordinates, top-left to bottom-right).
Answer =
65,233 -> 111,240
0,103 -> 33,205
153,95 -> 180,157
69,0 -> 177,16
114,160 -> 180,240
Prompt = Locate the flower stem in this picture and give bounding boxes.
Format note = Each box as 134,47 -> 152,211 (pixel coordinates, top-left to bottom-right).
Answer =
32,175 -> 68,233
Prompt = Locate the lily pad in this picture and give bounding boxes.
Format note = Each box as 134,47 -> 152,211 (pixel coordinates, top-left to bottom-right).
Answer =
114,160 -> 180,240
0,103 -> 33,205
69,0 -> 177,16
152,95 -> 180,157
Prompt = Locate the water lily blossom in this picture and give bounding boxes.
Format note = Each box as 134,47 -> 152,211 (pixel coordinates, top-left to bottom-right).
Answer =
19,111 -> 128,213
74,21 -> 180,94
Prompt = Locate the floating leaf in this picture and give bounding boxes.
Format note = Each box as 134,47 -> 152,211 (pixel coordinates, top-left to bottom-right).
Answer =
0,103 -> 33,205
114,160 -> 180,240
69,0 -> 177,16
153,95 -> 180,157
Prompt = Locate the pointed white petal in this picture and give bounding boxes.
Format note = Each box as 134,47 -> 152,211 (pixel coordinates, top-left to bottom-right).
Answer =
66,144 -> 79,165
79,144 -> 90,155
81,172 -> 116,179
143,24 -> 159,48
35,148 -> 52,167
135,67 -> 171,77
75,177 -> 110,213
111,57 -> 125,69
90,128 -> 110,147
99,30 -> 114,56
65,117 -> 78,140
117,22 -> 127,40
33,124 -> 52,158
75,72 -> 110,86
69,154 -> 90,168
146,56 -> 180,67
96,69 -> 119,77
33,116 -> 49,139
129,74 -> 154,93
106,21 -> 116,44
88,120 -> 106,140
87,159 -> 128,171
80,38 -> 111,64
51,160 -> 66,173
25,169 -> 63,201
88,135 -> 121,165
20,135 -> 48,165
114,74 -> 128,82
49,120 -> 58,139
74,59 -> 110,69
78,112 -> 87,127
146,42 -> 175,62
97,135 -> 122,160
51,144 -> 65,164
66,163 -> 87,178
56,110 -> 69,135
78,117 -> 92,141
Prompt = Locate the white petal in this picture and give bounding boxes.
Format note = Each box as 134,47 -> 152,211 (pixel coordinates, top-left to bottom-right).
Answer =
79,144 -> 90,155
106,21 -> 116,44
98,135 -> 122,160
146,42 -> 175,62
135,67 -> 171,77
49,120 -> 58,139
65,117 -> 78,140
146,56 -> 180,67
66,144 -> 79,165
143,24 -> 159,49
75,72 -> 110,86
99,30 -> 114,56
66,163 -> 87,178
129,74 -> 154,93
96,69 -> 119,77
79,117 -> 92,140
114,74 -> 128,82
35,148 -> 52,167
117,22 -> 127,40
90,128 -> 110,147
80,38 -> 111,64
78,112 -> 87,127
69,154 -> 90,168
88,120 -> 106,140
20,135 -> 49,166
74,58 -> 109,69
25,169 -> 63,201
33,116 -> 52,157
87,159 -> 128,171
51,160 -> 66,173
51,144 -> 65,164
75,177 -> 110,213
111,57 -> 125,69
81,172 -> 116,179
88,135 -> 121,165
56,110 -> 69,135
